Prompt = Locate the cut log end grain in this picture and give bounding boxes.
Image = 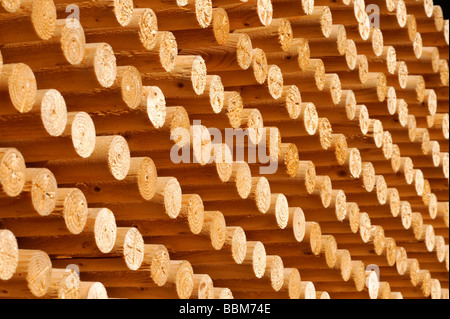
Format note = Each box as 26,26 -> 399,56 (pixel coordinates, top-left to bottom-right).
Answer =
333,134 -> 348,166
414,169 -> 425,196
114,0 -> 134,27
247,241 -> 266,279
358,13 -> 371,41
431,279 -> 442,299
288,207 -> 305,243
156,177 -> 182,219
214,287 -> 234,299
321,235 -> 338,268
337,249 -> 352,281
427,193 -> 438,219
252,48 -> 268,85
213,144 -> 232,182
168,260 -> 194,299
401,201 -> 413,230
89,208 -> 117,254
351,260 -> 366,292
397,62 -> 409,89
347,148 -> 362,179
435,236 -> 446,263
388,188 -> 401,217
47,268 -> 80,299
122,227 -> 145,271
346,202 -> 360,234
106,135 -> 131,180
28,168 -> 57,217
413,32 -> 423,58
20,250 -> 53,297
382,131 -> 393,159
142,244 -> 170,287
0,63 -> 37,114
0,0 -> 20,12
191,56 -> 207,95
265,255 -> 284,292
305,221 -> 322,255
233,162 -> 252,199
271,193 -> 289,229
372,28 -> 384,57
383,238 -> 397,268
0,229 -> 18,281
362,162 -> 376,192
192,274 -> 214,299
134,157 -> 158,201
232,33 -> 253,71
302,102 -> 319,136
207,212 -> 227,250
359,212 -> 372,243
143,86 -> 167,129
267,65 -> 283,99
71,112 -> 96,158
60,18 -> 85,65
212,8 -> 230,46
396,0 -> 408,28
30,0 -> 56,41
315,175 -> 332,208
252,177 -> 272,214
300,281 -> 316,299
138,9 -> 159,50
158,31 -> 178,73
91,43 -> 117,88
57,188 -> 88,235
0,148 -> 26,197
256,0 -> 273,26
345,39 -> 357,70
117,66 -> 143,110
206,75 -> 224,114
180,194 -> 205,235
224,226 -> 246,265
191,125 -> 212,165
39,89 -> 67,138
223,91 -> 244,129
366,270 -> 379,299
80,282 -> 108,299
280,143 -> 299,177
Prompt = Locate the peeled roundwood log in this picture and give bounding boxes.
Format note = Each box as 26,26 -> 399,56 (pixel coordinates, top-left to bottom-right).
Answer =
0,250 -> 53,298
113,31 -> 178,74
0,148 -> 26,198
300,73 -> 343,106
62,66 -> 143,112
234,18 -> 293,53
170,226 -> 248,266
0,168 -> 57,218
0,229 -> 18,281
0,89 -> 67,142
0,63 -> 37,115
43,135 -> 130,183
141,55 -> 207,97
34,43 -> 117,92
309,24 -> 347,58
224,0 -> 273,29
79,282 -> 108,299
287,6 -> 333,39
171,8 -> 231,49
54,0 -> 134,28
0,18 -> 85,68
1,187 -> 88,236
0,112 -> 96,163
144,210 -> 227,252
74,157 -> 157,204
84,9 -> 160,52
0,0 -> 56,44
193,241 -> 267,279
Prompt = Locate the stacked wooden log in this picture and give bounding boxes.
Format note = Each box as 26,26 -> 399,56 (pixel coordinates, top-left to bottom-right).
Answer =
0,0 -> 448,299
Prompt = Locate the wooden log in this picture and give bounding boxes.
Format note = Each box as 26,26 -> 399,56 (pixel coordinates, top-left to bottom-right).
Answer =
0,168 -> 57,217
35,43 -> 117,92
0,63 -> 37,115
0,0 -> 56,43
